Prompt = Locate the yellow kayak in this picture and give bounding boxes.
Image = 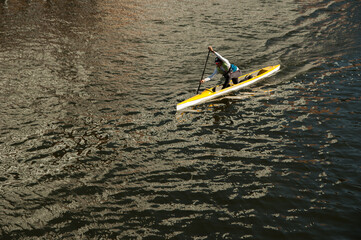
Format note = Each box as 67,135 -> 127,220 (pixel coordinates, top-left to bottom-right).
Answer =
177,64 -> 280,111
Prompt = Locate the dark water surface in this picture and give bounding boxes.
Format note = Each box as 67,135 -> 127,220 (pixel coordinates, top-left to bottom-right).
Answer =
1,0 -> 361,239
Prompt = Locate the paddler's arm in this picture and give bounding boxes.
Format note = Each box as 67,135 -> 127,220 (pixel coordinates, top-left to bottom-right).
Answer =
209,46 -> 231,69
200,68 -> 218,83
214,52 -> 231,69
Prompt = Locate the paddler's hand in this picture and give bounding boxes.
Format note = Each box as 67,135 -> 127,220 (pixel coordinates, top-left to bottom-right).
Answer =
208,46 -> 215,53
200,79 -> 205,84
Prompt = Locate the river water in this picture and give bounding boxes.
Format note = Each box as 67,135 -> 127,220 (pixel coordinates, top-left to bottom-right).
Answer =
1,0 -> 360,239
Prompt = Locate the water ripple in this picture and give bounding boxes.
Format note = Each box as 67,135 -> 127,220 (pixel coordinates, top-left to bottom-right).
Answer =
1,0 -> 361,239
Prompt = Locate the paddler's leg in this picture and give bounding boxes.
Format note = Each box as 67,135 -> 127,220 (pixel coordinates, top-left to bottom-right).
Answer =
230,70 -> 242,84
222,75 -> 231,89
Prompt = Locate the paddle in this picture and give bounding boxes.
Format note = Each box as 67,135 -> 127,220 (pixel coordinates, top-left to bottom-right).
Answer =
197,49 -> 211,94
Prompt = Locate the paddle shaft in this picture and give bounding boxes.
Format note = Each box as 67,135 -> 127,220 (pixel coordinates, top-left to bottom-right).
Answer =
197,50 -> 211,94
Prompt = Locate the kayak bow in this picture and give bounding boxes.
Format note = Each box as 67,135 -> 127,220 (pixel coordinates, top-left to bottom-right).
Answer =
176,64 -> 280,111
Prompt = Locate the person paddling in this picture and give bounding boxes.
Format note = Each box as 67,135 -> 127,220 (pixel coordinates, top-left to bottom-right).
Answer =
200,46 -> 242,90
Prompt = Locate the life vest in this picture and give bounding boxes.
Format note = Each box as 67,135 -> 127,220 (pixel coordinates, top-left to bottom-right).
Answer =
217,63 -> 238,76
